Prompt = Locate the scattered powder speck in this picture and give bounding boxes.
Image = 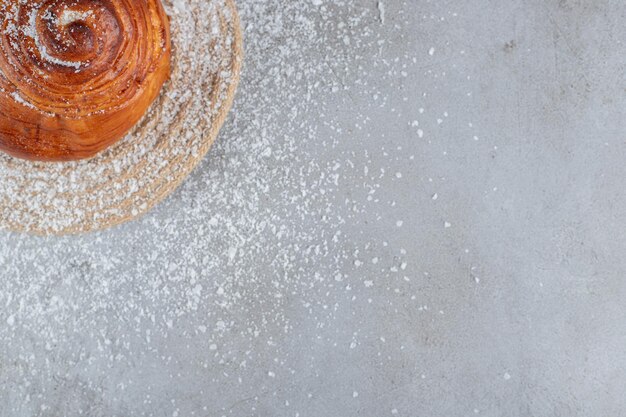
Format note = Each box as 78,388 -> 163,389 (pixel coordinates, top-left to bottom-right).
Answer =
0,0 -> 487,415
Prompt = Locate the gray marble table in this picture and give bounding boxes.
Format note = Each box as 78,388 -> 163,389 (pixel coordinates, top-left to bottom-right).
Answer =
1,0 -> 625,415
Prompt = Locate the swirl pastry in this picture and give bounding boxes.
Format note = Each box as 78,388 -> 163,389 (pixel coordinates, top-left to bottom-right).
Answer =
0,0 -> 171,161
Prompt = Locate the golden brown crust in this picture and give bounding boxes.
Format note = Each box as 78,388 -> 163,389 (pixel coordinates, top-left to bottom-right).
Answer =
0,0 -> 171,161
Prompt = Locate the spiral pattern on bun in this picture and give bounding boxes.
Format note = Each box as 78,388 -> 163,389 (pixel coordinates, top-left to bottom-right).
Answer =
0,0 -> 171,161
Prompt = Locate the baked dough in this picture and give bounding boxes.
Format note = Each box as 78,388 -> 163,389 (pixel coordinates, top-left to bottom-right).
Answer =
0,0 -> 171,161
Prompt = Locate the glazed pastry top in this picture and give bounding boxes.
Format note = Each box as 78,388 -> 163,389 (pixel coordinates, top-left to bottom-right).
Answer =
0,0 -> 171,161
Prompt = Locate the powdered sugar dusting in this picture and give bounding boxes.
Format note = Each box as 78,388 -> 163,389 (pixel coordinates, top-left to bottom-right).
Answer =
24,7 -> 84,69
58,9 -> 93,26
0,0 -> 451,415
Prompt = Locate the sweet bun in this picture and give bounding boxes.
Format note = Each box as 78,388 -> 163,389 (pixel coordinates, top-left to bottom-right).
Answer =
0,0 -> 171,161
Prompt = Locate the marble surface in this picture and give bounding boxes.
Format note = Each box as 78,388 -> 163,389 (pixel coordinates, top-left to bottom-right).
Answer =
1,0 -> 626,415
